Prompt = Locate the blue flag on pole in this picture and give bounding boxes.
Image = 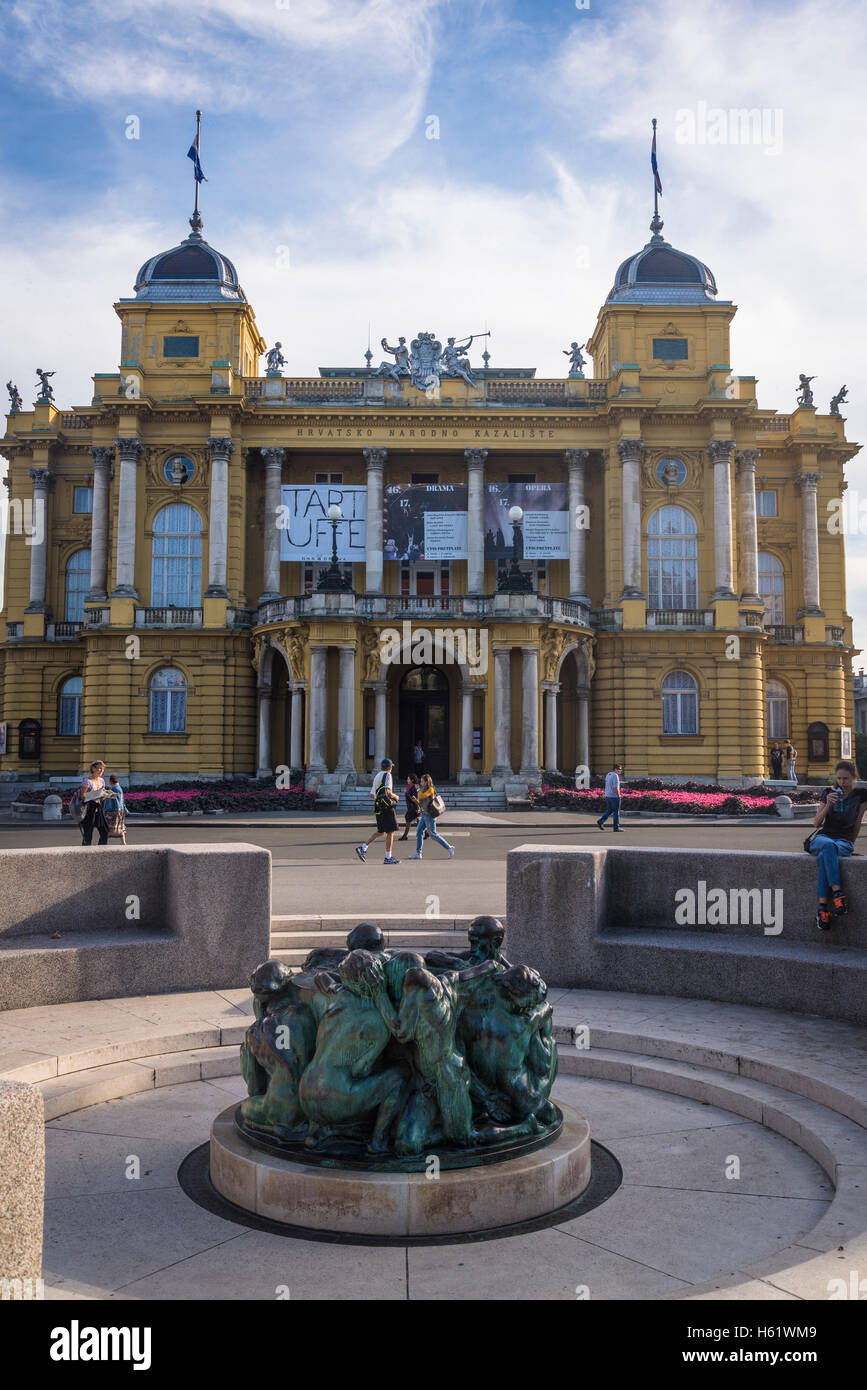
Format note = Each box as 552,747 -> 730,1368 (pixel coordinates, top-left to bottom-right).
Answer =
187,132 -> 207,184
651,128 -> 662,196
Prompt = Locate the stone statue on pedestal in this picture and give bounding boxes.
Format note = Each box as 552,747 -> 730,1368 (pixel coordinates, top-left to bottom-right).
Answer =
35,369 -> 55,402
830,385 -> 848,417
264,343 -> 286,375
796,373 -> 815,407
563,342 -> 586,376
6,381 -> 22,413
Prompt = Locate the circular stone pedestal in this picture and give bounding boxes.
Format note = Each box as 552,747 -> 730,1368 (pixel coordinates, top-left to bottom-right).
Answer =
210,1103 -> 591,1238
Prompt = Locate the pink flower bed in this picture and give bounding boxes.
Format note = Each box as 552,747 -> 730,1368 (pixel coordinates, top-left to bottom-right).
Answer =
530,785 -> 782,816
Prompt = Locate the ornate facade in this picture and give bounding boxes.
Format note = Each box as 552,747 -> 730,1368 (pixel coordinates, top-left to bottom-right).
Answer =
0,208 -> 859,789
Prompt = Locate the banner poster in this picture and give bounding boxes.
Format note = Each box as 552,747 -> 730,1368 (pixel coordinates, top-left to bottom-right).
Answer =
278,485 -> 367,562
484,482 -> 569,560
383,484 -> 468,561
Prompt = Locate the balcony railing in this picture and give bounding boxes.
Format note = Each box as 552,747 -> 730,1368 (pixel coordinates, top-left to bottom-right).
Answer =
590,609 -> 623,630
242,374 -> 609,408
358,595 -> 491,620
766,624 -> 804,643
245,378 -> 365,404
60,414 -> 91,429
541,596 -> 591,626
134,607 -> 203,628
647,609 -> 714,628
826,626 -> 845,645
47,621 -> 83,640
6,622 -> 22,639
758,416 -> 791,432
740,611 -> 764,628
84,607 -> 110,627
228,607 -> 257,628
258,597 -> 302,624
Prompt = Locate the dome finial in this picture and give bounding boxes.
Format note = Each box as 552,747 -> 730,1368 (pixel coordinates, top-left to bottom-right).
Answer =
650,117 -> 664,241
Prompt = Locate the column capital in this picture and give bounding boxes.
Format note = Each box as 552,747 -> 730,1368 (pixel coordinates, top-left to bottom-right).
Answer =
617,438 -> 643,466
464,447 -> 487,469
28,467 -> 54,491
707,438 -> 736,466
736,448 -> 760,472
363,446 -> 387,470
114,436 -> 143,462
541,680 -> 561,694
88,444 -> 114,470
207,435 -> 235,459
564,448 -> 590,470
800,471 -> 822,490
261,446 -> 286,469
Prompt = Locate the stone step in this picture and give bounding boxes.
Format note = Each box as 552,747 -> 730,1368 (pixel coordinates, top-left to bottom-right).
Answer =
270,914 -> 497,935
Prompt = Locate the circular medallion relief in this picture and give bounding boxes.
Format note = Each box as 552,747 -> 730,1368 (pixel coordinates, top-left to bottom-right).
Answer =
656,456 -> 687,486
164,454 -> 195,485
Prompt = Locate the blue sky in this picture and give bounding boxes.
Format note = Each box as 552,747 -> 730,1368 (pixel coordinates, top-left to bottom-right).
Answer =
2,0 -> 866,652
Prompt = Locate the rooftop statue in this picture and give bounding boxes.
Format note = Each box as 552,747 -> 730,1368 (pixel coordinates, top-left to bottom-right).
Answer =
35,368 -> 55,402
441,335 -> 477,387
6,381 -> 22,413
796,373 -> 815,407
830,385 -> 848,417
264,342 -> 286,374
563,341 -> 586,376
239,915 -> 560,1166
376,337 -> 411,385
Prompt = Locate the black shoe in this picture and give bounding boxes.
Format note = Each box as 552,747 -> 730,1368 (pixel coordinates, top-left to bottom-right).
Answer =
816,906 -> 833,932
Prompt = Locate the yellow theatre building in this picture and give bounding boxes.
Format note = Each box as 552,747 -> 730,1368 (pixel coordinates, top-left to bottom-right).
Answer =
0,199 -> 860,798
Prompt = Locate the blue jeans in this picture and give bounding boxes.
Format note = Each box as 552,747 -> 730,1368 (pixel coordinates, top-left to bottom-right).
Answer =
810,834 -> 853,899
416,811 -> 452,854
598,795 -> 621,830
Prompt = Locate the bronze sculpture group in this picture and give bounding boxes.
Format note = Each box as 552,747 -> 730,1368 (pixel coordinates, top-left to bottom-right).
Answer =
240,917 -> 559,1165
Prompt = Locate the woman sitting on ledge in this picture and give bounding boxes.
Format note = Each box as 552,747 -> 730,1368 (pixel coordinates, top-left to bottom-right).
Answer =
811,760 -> 867,931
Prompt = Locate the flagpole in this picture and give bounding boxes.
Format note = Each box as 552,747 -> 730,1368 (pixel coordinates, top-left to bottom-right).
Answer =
194,110 -> 202,220
652,117 -> 659,223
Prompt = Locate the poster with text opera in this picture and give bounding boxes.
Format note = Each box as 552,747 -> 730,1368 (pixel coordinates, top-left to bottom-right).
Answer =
278,485 -> 367,562
383,483 -> 468,561
484,482 -> 569,559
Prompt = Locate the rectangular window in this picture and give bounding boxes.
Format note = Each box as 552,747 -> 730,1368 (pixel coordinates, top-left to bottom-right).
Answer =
757,490 -> 778,517
411,473 -> 439,484
652,338 -> 688,360
314,473 -> 343,484
73,487 -> 93,514
163,336 -> 199,358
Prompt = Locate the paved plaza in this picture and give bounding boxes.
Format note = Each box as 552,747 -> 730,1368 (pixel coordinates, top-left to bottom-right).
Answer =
0,814 -> 813,918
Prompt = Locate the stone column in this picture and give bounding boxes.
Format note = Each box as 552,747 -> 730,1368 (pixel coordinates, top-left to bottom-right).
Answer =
492,647 -> 512,779
800,472 -> 824,615
87,445 -> 113,601
577,689 -> 590,773
565,448 -> 589,601
519,646 -> 541,780
708,438 -> 737,600
256,685 -> 272,778
336,646 -> 356,774
25,468 -> 54,612
290,684 -> 305,770
363,447 -> 386,595
260,446 -> 285,604
373,681 -> 387,766
205,435 -> 234,598
465,448 -> 487,594
543,682 -> 560,773
459,683 -> 475,783
308,647 -> 328,772
111,436 -> 143,597
737,449 -> 761,603
618,439 -> 644,598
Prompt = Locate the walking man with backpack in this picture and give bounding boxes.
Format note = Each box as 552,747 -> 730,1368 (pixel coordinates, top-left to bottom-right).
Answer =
355,758 -> 401,865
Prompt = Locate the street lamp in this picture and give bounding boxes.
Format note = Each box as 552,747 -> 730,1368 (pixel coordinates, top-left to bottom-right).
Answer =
497,505 -> 533,593
316,503 -> 354,592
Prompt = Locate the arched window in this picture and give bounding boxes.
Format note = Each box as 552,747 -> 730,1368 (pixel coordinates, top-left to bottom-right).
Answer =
662,670 -> 699,735
766,680 -> 789,739
149,667 -> 187,733
65,549 -> 91,623
758,552 -> 784,624
151,504 -> 203,607
58,676 -> 82,736
647,506 -> 698,609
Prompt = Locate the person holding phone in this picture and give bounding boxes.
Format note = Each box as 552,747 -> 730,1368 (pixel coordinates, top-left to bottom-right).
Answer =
810,760 -> 867,930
